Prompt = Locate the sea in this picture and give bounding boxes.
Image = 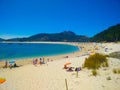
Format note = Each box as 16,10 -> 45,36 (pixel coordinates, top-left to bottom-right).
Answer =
0,42 -> 79,60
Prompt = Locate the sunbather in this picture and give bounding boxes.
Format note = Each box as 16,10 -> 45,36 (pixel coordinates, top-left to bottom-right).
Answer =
67,67 -> 73,72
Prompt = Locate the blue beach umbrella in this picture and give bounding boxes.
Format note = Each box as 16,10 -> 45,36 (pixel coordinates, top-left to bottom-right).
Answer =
9,60 -> 15,65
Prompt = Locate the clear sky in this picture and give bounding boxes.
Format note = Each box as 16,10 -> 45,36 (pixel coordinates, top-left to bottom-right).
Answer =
0,0 -> 120,39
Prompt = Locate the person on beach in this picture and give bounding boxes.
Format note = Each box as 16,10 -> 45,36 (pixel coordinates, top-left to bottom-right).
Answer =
9,64 -> 12,69
33,59 -> 35,65
67,67 -> 73,72
33,59 -> 38,66
39,59 -> 42,65
3,60 -> 8,68
42,59 -> 45,64
35,59 -> 38,64
40,58 -> 42,61
13,62 -> 19,67
39,58 -> 43,65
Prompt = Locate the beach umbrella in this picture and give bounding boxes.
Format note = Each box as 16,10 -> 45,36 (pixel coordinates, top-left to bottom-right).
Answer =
64,62 -> 71,66
0,78 -> 6,84
9,60 -> 15,65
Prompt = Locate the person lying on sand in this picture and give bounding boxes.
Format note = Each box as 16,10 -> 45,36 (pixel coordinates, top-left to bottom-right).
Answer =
13,63 -> 19,67
66,67 -> 74,72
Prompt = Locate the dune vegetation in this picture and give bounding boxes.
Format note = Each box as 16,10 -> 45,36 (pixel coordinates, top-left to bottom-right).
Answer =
83,53 -> 108,69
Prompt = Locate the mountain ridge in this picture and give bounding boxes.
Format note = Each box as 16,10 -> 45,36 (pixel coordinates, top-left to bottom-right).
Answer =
1,24 -> 120,42
6,31 -> 89,42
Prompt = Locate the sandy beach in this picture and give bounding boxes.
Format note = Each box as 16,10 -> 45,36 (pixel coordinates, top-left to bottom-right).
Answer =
0,42 -> 120,90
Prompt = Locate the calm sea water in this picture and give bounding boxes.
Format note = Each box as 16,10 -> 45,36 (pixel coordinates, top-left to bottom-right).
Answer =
0,43 -> 79,60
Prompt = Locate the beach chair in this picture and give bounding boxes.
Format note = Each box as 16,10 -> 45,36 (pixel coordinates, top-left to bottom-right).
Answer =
9,60 -> 15,69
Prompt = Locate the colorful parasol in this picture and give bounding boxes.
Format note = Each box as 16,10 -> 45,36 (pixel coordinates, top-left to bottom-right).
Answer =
64,62 -> 71,66
0,78 -> 6,84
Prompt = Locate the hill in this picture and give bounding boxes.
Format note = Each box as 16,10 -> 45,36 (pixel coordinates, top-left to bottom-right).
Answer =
92,24 -> 120,42
0,38 -> 4,41
5,24 -> 120,42
6,31 -> 89,42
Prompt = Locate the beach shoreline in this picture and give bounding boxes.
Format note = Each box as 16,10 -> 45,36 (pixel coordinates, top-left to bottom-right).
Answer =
0,42 -> 120,90
0,42 -> 120,68
0,42 -> 119,68
0,41 -> 84,68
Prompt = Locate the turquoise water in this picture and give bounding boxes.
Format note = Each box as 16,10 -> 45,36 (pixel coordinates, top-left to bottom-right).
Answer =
0,43 -> 79,60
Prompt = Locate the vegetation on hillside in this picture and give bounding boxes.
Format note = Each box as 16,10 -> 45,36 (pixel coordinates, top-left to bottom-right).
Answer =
91,24 -> 120,42
2,24 -> 120,42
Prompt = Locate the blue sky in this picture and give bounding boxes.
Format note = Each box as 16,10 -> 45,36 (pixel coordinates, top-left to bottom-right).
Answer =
0,0 -> 120,39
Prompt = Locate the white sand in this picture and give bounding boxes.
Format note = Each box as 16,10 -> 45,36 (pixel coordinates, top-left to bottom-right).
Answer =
0,42 -> 120,90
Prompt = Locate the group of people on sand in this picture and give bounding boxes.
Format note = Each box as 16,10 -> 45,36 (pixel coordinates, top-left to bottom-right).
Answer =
3,60 -> 19,69
64,65 -> 81,72
33,58 -> 46,66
